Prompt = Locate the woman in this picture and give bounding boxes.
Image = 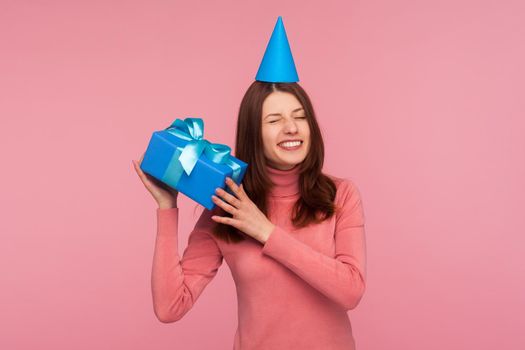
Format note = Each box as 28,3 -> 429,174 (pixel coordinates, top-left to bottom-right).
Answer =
132,80 -> 367,349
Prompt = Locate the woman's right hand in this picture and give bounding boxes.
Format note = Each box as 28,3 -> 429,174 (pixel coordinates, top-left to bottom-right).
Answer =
133,154 -> 179,209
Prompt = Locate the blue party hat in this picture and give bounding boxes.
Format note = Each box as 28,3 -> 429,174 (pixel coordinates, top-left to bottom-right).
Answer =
255,16 -> 299,83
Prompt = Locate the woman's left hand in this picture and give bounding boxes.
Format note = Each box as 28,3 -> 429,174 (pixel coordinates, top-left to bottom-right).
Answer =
211,177 -> 275,244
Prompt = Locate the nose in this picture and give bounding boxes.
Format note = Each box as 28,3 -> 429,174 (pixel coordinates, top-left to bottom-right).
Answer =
283,118 -> 299,134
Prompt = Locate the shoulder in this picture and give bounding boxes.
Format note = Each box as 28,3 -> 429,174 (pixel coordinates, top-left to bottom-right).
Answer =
325,174 -> 362,203
325,174 -> 365,224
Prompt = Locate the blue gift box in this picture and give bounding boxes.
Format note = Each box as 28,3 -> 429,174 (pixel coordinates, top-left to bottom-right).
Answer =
140,117 -> 248,210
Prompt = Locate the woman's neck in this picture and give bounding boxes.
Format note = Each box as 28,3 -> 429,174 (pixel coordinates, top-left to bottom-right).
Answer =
265,163 -> 300,198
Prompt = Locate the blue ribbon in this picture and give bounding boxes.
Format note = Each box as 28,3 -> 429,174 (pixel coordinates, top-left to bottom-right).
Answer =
161,117 -> 242,189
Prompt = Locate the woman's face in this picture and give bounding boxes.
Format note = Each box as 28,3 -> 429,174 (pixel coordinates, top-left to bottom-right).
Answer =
261,91 -> 311,170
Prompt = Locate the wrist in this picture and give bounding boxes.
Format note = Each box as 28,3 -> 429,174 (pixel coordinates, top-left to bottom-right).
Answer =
260,223 -> 275,244
158,201 -> 177,209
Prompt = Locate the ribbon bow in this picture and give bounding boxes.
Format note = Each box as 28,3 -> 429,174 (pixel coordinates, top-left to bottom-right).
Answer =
161,117 -> 242,188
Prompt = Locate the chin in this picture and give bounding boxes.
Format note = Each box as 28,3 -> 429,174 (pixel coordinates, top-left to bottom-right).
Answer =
275,155 -> 306,166
268,148 -> 308,166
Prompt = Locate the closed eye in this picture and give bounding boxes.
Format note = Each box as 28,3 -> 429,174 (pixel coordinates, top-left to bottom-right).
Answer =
268,116 -> 306,123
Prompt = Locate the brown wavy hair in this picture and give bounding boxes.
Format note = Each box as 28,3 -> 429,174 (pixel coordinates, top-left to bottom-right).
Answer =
209,81 -> 337,243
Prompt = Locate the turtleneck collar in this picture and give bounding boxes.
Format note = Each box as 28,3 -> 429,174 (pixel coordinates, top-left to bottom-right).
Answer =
265,163 -> 301,198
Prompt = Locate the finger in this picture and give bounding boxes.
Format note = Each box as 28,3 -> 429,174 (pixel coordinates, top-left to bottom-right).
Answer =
212,195 -> 238,214
133,161 -> 150,183
211,215 -> 240,229
133,160 -> 144,175
134,160 -> 173,191
132,160 -> 144,178
134,161 -> 156,186
225,177 -> 246,200
133,161 -> 160,193
215,187 -> 241,208
134,168 -> 154,192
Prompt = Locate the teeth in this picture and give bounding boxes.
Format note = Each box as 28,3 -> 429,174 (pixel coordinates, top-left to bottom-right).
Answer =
279,141 -> 302,148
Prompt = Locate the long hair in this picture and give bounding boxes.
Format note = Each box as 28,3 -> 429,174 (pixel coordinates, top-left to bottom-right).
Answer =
210,81 -> 337,243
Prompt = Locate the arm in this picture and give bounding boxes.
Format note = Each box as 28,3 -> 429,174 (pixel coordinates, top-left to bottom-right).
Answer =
151,207 -> 223,323
261,179 -> 367,311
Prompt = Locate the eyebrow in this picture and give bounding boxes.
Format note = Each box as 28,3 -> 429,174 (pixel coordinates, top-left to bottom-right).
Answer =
264,108 -> 304,119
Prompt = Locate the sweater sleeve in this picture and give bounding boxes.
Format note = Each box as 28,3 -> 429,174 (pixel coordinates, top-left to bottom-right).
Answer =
151,207 -> 223,323
261,179 -> 367,311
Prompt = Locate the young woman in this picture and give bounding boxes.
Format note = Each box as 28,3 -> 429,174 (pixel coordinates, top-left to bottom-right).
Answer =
133,81 -> 367,350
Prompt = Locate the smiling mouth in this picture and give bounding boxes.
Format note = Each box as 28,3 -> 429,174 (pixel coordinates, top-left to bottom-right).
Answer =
278,140 -> 303,150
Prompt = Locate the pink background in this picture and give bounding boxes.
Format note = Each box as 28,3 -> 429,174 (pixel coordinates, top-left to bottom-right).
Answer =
1,0 -> 524,349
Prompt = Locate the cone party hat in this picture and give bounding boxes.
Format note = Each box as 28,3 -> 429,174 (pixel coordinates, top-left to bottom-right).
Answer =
255,16 -> 299,83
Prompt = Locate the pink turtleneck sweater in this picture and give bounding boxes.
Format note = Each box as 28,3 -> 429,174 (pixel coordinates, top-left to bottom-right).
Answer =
151,164 -> 367,349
